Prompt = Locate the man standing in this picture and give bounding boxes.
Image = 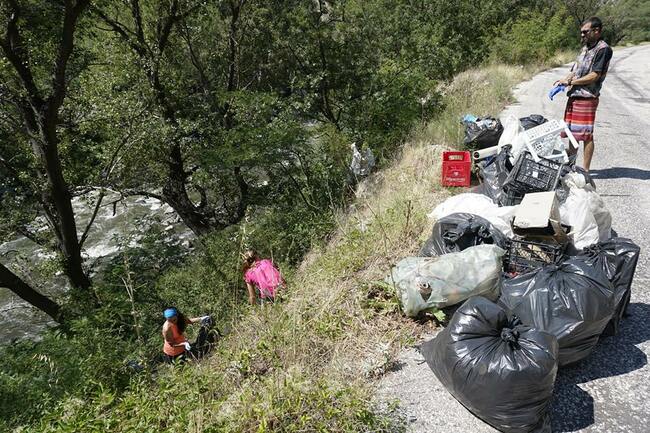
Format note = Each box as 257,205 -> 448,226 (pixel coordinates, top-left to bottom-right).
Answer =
555,17 -> 613,172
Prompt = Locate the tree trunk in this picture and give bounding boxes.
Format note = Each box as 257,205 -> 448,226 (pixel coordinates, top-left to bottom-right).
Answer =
150,67 -> 246,238
42,129 -> 91,290
151,76 -> 221,237
0,263 -> 62,323
24,114 -> 92,292
162,144 -> 216,237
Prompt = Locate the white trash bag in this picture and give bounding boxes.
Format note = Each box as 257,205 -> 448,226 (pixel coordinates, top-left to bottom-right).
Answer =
387,244 -> 505,317
498,115 -> 527,162
559,173 -> 612,250
349,143 -> 375,177
429,193 -> 517,237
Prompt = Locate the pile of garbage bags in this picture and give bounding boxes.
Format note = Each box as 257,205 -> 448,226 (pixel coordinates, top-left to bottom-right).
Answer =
416,236 -> 639,431
385,115 -> 641,432
472,116 -> 612,250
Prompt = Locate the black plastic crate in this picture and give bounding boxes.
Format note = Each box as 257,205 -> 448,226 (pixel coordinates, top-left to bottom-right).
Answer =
500,187 -> 524,206
503,238 -> 565,275
503,151 -> 564,193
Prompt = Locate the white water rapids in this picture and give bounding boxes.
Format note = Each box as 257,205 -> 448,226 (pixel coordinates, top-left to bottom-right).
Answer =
0,192 -> 193,344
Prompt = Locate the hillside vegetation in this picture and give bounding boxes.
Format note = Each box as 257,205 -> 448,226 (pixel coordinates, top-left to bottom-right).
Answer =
15,55 -> 573,432
1,0 -> 648,431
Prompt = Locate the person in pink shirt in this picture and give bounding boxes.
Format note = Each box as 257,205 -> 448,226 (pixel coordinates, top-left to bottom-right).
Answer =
242,250 -> 286,305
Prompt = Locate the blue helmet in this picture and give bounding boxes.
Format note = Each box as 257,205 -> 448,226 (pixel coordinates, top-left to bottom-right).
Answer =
163,308 -> 177,319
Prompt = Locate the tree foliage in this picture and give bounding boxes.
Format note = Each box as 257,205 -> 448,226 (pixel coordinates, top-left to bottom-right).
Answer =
1,0 -> 649,429
490,6 -> 577,64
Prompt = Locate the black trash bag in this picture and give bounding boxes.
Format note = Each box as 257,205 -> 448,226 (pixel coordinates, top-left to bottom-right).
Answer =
519,114 -> 548,131
473,145 -> 514,203
422,296 -> 558,433
419,213 -> 508,256
575,238 -> 641,336
499,258 -> 615,366
463,117 -> 504,149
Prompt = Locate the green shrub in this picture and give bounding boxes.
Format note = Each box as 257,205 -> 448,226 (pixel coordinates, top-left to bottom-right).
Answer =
0,321 -> 136,430
599,0 -> 650,44
491,9 -> 576,64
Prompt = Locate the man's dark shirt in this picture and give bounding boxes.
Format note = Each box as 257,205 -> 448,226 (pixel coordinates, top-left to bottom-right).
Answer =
569,40 -> 613,98
592,46 -> 613,75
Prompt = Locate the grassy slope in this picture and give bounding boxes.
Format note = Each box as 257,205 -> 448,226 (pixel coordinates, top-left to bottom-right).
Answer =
33,54 -> 574,433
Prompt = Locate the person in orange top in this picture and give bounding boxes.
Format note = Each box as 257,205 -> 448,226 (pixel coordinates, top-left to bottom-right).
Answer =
162,307 -> 208,363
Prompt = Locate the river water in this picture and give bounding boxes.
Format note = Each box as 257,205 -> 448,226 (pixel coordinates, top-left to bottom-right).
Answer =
0,192 -> 193,345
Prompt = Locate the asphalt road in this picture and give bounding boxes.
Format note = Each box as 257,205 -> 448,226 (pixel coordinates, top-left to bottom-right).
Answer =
377,44 -> 650,433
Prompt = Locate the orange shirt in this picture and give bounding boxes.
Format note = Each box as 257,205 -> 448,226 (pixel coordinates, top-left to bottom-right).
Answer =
162,321 -> 187,356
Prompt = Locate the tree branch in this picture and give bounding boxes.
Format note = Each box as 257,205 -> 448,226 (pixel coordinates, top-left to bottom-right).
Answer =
278,161 -> 319,211
179,19 -> 211,92
90,5 -> 150,59
129,0 -> 147,48
0,153 -> 21,179
226,0 -> 242,93
196,184 -> 208,209
0,262 -> 62,323
16,226 -> 53,250
230,166 -> 249,223
78,189 -> 105,250
122,189 -> 165,202
157,0 -> 180,53
47,0 -> 91,119
0,0 -> 44,109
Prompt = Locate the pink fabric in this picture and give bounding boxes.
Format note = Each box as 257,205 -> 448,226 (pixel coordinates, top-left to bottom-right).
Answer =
244,259 -> 282,298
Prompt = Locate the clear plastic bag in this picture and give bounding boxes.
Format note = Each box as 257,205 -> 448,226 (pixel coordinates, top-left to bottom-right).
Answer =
387,244 -> 505,317
498,115 -> 527,162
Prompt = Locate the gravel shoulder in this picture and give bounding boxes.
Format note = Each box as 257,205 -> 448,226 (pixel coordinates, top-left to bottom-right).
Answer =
376,44 -> 650,433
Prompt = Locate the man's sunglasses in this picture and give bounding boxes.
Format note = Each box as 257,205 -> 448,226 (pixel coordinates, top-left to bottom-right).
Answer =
580,28 -> 600,34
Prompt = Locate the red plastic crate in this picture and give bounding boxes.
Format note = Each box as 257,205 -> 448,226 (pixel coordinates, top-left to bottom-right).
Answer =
442,151 -> 471,187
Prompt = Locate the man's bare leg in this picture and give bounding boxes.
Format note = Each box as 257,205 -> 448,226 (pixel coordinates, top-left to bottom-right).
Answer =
567,139 -> 579,164
583,139 -> 594,171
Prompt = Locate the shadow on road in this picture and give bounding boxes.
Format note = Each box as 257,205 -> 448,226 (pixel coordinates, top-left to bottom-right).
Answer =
590,167 -> 650,180
551,302 -> 650,432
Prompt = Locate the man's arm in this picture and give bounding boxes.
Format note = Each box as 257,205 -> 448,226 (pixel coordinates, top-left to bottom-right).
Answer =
555,72 -> 576,86
563,47 -> 611,87
569,71 -> 601,86
556,70 -> 600,87
555,62 -> 576,86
